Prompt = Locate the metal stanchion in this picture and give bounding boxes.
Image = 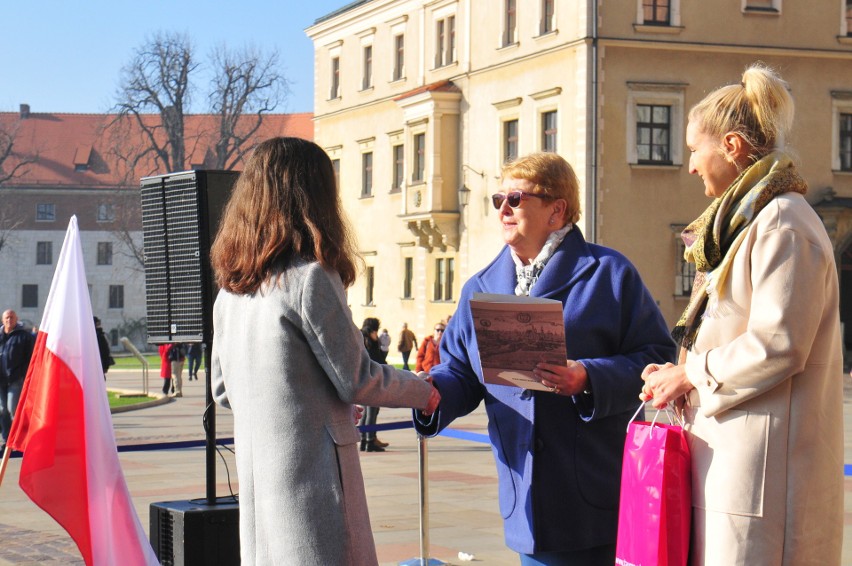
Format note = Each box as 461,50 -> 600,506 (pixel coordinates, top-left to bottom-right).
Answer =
120,337 -> 149,395
399,434 -> 446,566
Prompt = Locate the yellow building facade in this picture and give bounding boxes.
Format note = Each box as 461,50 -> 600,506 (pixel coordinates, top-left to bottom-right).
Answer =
307,0 -> 852,353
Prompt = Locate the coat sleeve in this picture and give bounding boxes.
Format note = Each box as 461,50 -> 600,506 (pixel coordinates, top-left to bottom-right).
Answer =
413,283 -> 487,436
299,264 -> 433,409
685,220 -> 834,417
573,260 -> 677,421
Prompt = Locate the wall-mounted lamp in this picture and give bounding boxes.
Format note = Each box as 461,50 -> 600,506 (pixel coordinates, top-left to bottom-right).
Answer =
458,184 -> 471,207
461,164 -> 485,178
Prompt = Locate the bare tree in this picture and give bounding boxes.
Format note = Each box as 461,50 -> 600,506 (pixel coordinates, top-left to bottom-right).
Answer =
111,31 -> 198,176
0,200 -> 25,257
0,118 -> 37,256
208,44 -> 290,169
0,118 -> 37,185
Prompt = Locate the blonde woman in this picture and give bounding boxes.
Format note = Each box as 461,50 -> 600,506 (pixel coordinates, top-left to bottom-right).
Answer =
641,64 -> 844,564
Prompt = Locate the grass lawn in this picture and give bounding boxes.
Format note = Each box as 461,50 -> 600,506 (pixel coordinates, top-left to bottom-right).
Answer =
112,354 -> 163,369
107,390 -> 154,409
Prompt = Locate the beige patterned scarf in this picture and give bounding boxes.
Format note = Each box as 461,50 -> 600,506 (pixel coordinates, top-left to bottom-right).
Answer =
671,152 -> 807,352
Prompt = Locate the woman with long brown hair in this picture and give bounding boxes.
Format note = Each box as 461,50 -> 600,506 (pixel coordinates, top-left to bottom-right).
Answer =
210,137 -> 440,565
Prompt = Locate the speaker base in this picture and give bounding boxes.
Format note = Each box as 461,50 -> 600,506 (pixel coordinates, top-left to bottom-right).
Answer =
150,498 -> 239,566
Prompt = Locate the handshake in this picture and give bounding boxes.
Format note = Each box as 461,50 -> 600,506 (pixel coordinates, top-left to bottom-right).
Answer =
417,371 -> 441,416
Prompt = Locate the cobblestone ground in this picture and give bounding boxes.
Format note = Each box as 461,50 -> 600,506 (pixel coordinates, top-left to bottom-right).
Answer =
0,524 -> 83,564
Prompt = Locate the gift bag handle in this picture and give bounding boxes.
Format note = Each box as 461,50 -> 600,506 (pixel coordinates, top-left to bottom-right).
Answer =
627,400 -> 685,432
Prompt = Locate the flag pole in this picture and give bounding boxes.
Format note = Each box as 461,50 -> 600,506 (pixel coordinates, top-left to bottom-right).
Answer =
0,445 -> 11,488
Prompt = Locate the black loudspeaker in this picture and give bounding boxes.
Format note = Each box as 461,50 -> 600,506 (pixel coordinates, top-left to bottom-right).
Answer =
141,170 -> 238,344
150,499 -> 240,566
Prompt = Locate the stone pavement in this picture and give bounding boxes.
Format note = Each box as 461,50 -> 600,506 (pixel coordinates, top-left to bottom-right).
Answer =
0,368 -> 850,565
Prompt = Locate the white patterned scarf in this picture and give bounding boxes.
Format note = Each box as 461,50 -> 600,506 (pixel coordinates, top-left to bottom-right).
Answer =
512,224 -> 573,296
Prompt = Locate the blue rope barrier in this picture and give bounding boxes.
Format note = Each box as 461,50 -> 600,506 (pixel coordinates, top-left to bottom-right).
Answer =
8,422 -> 852,477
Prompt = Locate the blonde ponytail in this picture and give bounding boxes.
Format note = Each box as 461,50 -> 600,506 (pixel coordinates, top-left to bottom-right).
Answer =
689,62 -> 794,161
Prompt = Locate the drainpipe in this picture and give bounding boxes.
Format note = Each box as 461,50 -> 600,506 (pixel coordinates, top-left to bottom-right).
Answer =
588,0 -> 599,242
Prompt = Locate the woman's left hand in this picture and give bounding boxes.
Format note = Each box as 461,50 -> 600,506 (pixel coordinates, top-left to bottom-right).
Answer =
640,363 -> 693,409
534,360 -> 588,396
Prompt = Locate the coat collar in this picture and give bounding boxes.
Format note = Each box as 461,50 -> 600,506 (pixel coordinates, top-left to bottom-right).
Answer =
475,228 -> 597,298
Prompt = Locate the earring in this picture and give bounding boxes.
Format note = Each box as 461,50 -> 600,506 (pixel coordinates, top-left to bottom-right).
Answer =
548,218 -> 555,226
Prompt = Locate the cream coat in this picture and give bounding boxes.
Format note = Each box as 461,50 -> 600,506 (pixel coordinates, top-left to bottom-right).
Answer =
211,260 -> 433,566
682,193 -> 844,565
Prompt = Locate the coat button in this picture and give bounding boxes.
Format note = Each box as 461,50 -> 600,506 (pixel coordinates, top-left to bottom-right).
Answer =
520,390 -> 532,400
535,438 -> 544,452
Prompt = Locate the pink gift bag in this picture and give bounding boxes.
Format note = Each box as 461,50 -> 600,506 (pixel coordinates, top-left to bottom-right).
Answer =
615,409 -> 691,566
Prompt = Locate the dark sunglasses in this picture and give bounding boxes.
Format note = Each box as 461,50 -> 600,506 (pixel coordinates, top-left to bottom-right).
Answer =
434,327 -> 446,332
491,191 -> 547,210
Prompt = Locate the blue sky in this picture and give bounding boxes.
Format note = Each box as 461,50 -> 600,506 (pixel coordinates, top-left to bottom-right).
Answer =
0,0 -> 352,114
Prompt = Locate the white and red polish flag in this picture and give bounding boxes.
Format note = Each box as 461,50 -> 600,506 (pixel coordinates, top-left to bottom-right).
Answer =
7,216 -> 158,566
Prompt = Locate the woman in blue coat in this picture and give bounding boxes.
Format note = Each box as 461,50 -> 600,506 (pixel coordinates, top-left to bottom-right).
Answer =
414,152 -> 675,565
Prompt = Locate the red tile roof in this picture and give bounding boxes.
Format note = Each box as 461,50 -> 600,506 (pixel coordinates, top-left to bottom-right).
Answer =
392,79 -> 460,102
0,110 -> 313,189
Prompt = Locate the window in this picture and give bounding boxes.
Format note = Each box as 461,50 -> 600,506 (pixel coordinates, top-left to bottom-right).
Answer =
96,203 -> 115,222
841,113 -> 852,171
626,82 -> 685,166
331,158 -> 340,189
672,227 -> 696,297
361,152 -> 373,197
636,104 -> 672,164
504,119 -> 519,163
36,241 -> 52,265
362,45 -> 373,90
392,144 -> 404,192
434,258 -> 455,301
393,34 -> 405,81
109,285 -> 124,309
22,285 -> 38,308
542,111 -> 558,153
743,0 -> 780,13
97,242 -> 113,265
643,0 -> 670,24
330,56 -> 341,99
540,0 -> 555,34
847,0 -> 852,36
36,203 -> 55,221
435,15 -> 456,68
413,133 -> 426,182
403,257 -> 413,299
365,266 -> 375,306
503,0 -> 517,46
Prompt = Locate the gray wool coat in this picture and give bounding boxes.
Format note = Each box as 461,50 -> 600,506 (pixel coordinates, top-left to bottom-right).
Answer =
211,259 -> 433,566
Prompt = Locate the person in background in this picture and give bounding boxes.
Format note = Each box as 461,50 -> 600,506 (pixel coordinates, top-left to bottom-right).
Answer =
169,343 -> 186,397
209,137 -> 439,565
158,344 -> 172,397
0,310 -> 35,450
94,316 -> 112,377
414,152 -> 675,565
185,343 -> 202,381
415,322 -> 444,373
359,317 -> 388,452
640,63 -> 843,565
397,322 -> 418,371
378,328 -> 391,363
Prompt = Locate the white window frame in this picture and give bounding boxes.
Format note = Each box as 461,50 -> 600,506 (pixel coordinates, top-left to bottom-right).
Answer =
636,0 -> 680,26
842,0 -> 852,39
327,42 -> 342,100
361,44 -> 373,91
502,0 -> 518,47
626,83 -> 685,166
831,91 -> 852,171
741,0 -> 781,14
671,225 -> 695,297
432,3 -> 457,69
539,0 -> 556,35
